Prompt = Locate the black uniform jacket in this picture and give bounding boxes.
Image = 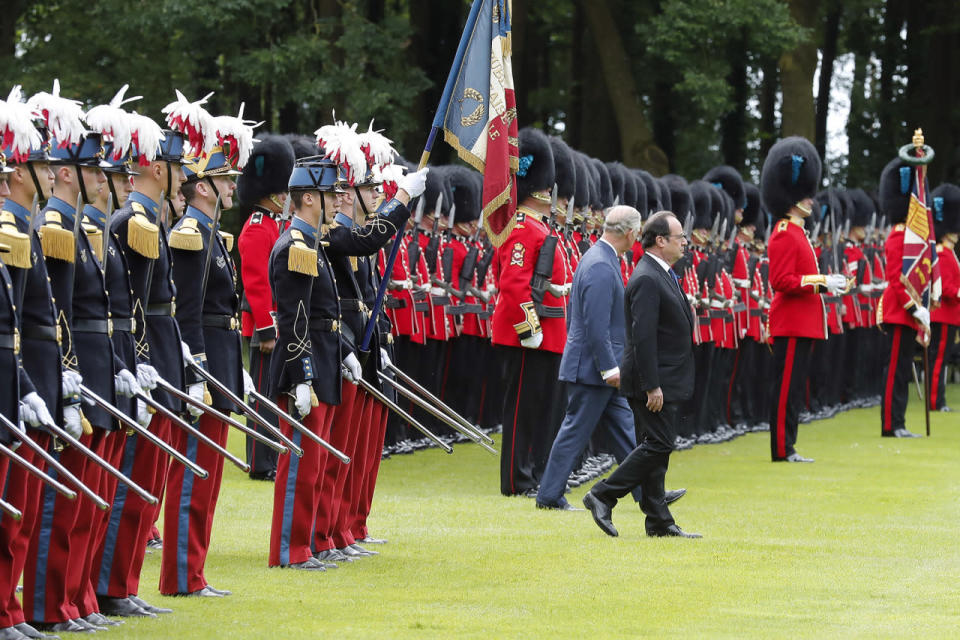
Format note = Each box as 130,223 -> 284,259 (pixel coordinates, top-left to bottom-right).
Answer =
111,191 -> 185,412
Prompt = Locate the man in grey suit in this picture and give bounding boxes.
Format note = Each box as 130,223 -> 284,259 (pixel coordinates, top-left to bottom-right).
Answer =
583,211 -> 701,538
537,207 -> 684,510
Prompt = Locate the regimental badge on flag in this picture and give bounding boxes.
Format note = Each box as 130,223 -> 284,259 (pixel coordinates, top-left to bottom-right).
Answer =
900,157 -> 941,309
431,0 -> 518,248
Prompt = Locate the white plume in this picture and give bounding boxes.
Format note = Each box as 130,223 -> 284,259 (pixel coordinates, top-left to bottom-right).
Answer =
161,90 -> 215,156
213,102 -> 262,170
315,115 -> 365,185
0,86 -> 44,163
85,84 -> 142,159
358,120 -> 397,170
27,79 -> 87,147
127,111 -> 165,165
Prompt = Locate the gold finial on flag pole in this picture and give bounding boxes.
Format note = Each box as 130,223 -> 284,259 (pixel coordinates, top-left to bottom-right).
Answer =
912,128 -> 924,150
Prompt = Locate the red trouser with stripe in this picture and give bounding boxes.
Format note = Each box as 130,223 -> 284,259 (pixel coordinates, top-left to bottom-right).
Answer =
352,403 -> 388,541
269,398 -> 334,566
928,323 -> 957,411
23,430 -> 103,623
92,414 -> 171,599
77,429 -> 126,617
312,382 -> 359,553
769,336 -> 813,460
0,431 -> 50,628
159,414 -> 228,595
333,389 -> 373,549
880,324 -> 916,435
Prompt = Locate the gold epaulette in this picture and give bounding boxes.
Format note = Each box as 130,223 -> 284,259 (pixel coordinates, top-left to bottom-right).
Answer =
168,217 -> 203,251
39,211 -> 76,262
288,239 -> 318,276
894,223 -> 906,232
218,230 -> 234,252
128,205 -> 160,258
776,219 -> 789,232
82,221 -> 104,262
0,213 -> 32,269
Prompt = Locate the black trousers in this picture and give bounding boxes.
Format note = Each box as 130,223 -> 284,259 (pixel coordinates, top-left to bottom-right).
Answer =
246,341 -> 279,476
880,323 -> 917,434
769,336 -> 813,460
689,343 -> 714,437
591,398 -> 680,533
498,346 -> 561,495
928,323 -> 957,411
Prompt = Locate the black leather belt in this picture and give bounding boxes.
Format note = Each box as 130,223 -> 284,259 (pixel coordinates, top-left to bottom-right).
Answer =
446,305 -> 467,315
698,317 -> 711,327
202,314 -> 239,330
340,298 -> 369,313
385,298 -> 407,309
73,318 -> 112,335
411,290 -> 428,302
22,323 -> 60,343
147,303 -> 175,317
430,295 -> 450,306
535,304 -> 564,319
309,318 -> 340,332
0,330 -> 20,353
732,304 -> 746,312
113,317 -> 135,333
749,309 -> 763,317
414,302 -> 429,312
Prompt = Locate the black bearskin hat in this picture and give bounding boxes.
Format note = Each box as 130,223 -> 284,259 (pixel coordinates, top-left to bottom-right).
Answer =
549,137 -> 577,201
605,162 -> 625,206
932,183 -> 960,239
237,135 -> 296,213
760,136 -> 822,218
878,156 -> 928,225
446,165 -> 482,223
688,180 -> 714,230
662,174 -> 692,220
592,159 -> 613,208
517,127 -> 555,203
742,182 -> 763,228
573,153 -> 592,211
847,188 -> 875,228
627,170 -> 646,214
424,164 -> 454,218
703,165 -> 747,211
285,134 -> 319,160
634,169 -> 658,217
655,178 -> 672,212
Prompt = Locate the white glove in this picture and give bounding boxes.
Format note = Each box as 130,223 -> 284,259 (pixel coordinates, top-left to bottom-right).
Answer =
20,392 -> 52,428
135,399 -> 152,427
114,369 -> 141,398
180,340 -> 194,363
342,352 -> 362,384
825,274 -> 848,296
186,383 -> 205,418
379,348 -> 392,370
294,383 -> 312,417
63,404 -> 83,439
520,332 -> 544,349
242,368 -> 255,396
62,369 -> 83,399
398,167 -> 429,199
136,363 -> 160,390
912,306 -> 930,329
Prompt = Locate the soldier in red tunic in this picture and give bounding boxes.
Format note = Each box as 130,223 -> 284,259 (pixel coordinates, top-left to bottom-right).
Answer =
491,127 -> 567,496
237,135 -> 295,481
762,137 -> 848,462
928,184 -> 960,412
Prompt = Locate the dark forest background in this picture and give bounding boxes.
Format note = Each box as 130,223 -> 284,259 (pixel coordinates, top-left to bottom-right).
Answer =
1,0 -> 957,191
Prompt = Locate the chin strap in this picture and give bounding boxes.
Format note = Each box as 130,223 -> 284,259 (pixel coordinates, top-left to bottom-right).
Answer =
355,187 -> 370,218
206,175 -> 220,200
107,175 -> 121,210
75,165 -> 91,206
26,163 -> 45,203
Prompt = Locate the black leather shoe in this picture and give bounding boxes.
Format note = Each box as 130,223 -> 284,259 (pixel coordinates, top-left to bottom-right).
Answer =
357,536 -> 387,545
127,596 -> 171,615
145,536 -> 162,551
647,524 -> 702,538
536,500 -> 583,511
31,621 -> 91,634
892,428 -> 921,438
349,543 -> 377,556
785,453 -> 815,463
83,613 -> 120,627
0,627 -> 29,640
288,558 -> 326,571
664,488 -> 686,504
13,623 -> 57,639
96,596 -> 156,618
248,470 -> 276,481
582,492 -> 618,537
171,586 -> 223,597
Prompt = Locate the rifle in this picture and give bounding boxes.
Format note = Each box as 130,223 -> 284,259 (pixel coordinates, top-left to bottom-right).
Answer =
354,377 -> 452,453
0,414 -> 80,502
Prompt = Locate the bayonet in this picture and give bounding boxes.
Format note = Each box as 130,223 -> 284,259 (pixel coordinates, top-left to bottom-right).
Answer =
550,184 -> 558,218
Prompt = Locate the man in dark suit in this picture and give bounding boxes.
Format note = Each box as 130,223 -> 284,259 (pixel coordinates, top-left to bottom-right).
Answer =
583,211 -> 701,538
538,206 -> 667,510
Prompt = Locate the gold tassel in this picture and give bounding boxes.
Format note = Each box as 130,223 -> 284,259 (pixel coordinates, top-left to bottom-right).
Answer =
0,224 -> 33,269
218,230 -> 234,252
39,215 -> 76,262
202,384 -> 212,405
128,214 -> 160,259
288,242 -> 318,276
168,227 -> 203,251
349,256 -> 359,272
309,387 -> 319,408
81,411 -> 93,436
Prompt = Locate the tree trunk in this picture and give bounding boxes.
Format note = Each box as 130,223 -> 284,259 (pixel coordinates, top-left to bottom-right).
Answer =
878,0 -> 906,155
815,0 -> 842,159
758,59 -> 780,161
721,31 -> 749,170
579,0 -> 667,173
779,0 -> 820,142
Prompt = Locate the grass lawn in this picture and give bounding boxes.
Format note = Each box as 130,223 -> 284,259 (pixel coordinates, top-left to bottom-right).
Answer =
108,385 -> 958,639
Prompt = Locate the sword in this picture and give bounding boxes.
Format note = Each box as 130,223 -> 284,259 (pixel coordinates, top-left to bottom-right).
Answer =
0,413 -> 105,506
42,412 -> 157,506
79,384 -> 207,482
155,377 -> 295,456
135,391 -> 250,473
197,194 -> 222,308
247,389 -> 350,464
550,183 -> 559,220
377,372 -> 496,455
100,197 -> 113,278
912,362 -> 924,401
0,495 -> 21,521
384,362 -> 493,444
140,190 -> 165,318
354,377 -> 452,454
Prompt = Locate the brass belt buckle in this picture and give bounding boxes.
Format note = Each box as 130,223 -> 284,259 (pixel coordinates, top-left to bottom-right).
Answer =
331,320 -> 339,332
230,316 -> 238,330
130,318 -> 137,333
107,319 -> 113,337
170,300 -> 177,317
55,324 -> 63,345
13,328 -> 20,355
